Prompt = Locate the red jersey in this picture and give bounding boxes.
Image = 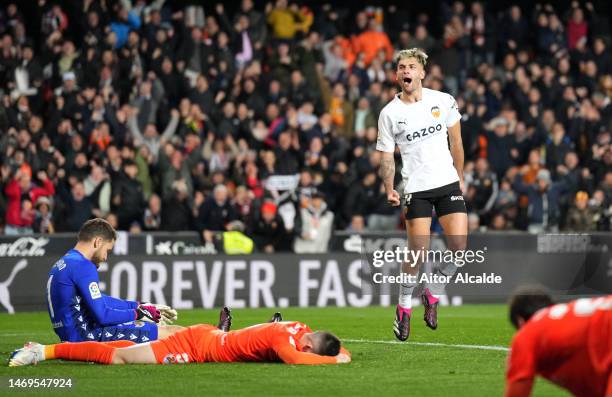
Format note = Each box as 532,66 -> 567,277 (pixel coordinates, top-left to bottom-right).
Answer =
507,295 -> 612,397
152,321 -> 348,365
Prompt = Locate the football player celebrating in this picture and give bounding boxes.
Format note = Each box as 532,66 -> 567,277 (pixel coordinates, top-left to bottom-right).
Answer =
376,48 -> 467,341
9,309 -> 351,366
505,288 -> 611,397
46,218 -> 182,344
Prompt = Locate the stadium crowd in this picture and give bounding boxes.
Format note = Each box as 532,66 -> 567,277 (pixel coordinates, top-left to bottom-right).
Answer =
0,0 -> 610,251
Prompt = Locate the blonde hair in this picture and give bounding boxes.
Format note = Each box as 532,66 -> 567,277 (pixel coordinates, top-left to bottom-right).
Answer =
394,48 -> 428,68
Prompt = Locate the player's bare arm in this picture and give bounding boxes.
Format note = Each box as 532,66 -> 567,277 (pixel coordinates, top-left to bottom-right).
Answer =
379,152 -> 399,206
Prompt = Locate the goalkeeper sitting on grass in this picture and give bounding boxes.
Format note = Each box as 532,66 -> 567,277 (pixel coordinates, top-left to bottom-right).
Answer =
10,308 -> 351,366
46,218 -> 182,344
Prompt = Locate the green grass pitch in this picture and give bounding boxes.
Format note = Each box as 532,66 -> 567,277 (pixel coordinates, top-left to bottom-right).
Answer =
0,305 -> 569,396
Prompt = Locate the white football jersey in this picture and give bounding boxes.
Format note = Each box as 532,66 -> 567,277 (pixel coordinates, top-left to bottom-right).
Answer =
376,88 -> 462,194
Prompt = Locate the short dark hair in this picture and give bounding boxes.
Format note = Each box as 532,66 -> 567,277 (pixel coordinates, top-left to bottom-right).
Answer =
312,331 -> 341,356
508,286 -> 553,329
77,218 -> 117,242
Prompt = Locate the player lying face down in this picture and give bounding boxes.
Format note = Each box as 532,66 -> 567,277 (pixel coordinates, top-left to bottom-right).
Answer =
10,309 -> 352,366
504,287 -> 611,397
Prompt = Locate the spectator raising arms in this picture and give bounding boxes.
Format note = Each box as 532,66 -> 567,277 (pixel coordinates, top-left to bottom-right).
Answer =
4,169 -> 55,235
0,1 -> 609,238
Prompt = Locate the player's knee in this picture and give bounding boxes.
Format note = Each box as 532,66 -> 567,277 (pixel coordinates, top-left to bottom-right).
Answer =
158,325 -> 184,339
446,235 -> 467,251
449,242 -> 467,252
402,262 -> 421,276
111,352 -> 126,365
163,325 -> 184,333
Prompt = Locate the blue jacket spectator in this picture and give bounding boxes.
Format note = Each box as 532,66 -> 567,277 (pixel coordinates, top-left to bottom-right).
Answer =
513,169 -> 568,233
110,8 -> 141,49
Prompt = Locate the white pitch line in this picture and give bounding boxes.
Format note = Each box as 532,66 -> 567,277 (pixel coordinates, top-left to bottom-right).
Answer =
0,332 -> 51,337
344,338 -> 509,352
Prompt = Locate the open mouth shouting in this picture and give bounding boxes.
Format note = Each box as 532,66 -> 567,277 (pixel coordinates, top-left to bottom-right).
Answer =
402,76 -> 413,88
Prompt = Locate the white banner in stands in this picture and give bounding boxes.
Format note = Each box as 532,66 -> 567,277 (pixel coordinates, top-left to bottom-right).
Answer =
264,174 -> 300,191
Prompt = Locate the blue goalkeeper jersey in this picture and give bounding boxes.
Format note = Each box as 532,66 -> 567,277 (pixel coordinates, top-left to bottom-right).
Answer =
46,249 -> 139,342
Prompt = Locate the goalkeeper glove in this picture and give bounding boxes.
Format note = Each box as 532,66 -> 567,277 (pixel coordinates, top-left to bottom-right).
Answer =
136,304 -> 161,323
141,303 -> 178,325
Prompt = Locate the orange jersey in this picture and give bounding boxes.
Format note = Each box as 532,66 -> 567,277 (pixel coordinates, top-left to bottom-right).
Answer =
507,296 -> 612,397
151,321 -> 348,365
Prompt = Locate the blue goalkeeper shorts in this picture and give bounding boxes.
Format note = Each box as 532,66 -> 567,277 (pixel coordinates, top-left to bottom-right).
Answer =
77,321 -> 158,343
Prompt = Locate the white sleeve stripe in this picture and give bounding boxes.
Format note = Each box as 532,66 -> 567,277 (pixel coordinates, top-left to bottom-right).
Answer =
376,143 -> 395,153
47,275 -> 54,318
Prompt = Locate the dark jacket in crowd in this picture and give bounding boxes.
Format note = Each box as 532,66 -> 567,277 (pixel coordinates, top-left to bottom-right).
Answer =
248,213 -> 287,251
161,194 -> 194,231
513,174 -> 567,227
55,183 -> 93,232
486,131 -> 515,177
196,197 -> 237,231
112,174 -> 146,228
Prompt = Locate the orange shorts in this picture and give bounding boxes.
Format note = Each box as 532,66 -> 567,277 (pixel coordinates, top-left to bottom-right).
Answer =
151,324 -> 219,364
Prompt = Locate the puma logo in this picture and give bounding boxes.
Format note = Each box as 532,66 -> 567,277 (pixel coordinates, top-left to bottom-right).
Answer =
0,259 -> 28,314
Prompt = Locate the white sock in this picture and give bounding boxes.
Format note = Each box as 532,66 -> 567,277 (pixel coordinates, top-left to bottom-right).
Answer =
426,262 -> 459,297
398,282 -> 416,308
440,262 -> 459,278
38,345 -> 46,361
31,344 -> 45,361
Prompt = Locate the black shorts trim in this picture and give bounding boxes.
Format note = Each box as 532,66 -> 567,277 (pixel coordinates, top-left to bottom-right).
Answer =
403,181 -> 467,220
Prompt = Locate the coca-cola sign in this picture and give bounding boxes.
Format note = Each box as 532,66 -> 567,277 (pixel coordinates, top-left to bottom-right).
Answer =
0,237 -> 49,257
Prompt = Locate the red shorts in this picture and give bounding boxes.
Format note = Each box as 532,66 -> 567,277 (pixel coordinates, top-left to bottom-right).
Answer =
151,325 -> 220,364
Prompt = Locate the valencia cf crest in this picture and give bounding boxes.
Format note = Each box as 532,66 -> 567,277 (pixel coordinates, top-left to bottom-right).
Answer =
431,106 -> 440,118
